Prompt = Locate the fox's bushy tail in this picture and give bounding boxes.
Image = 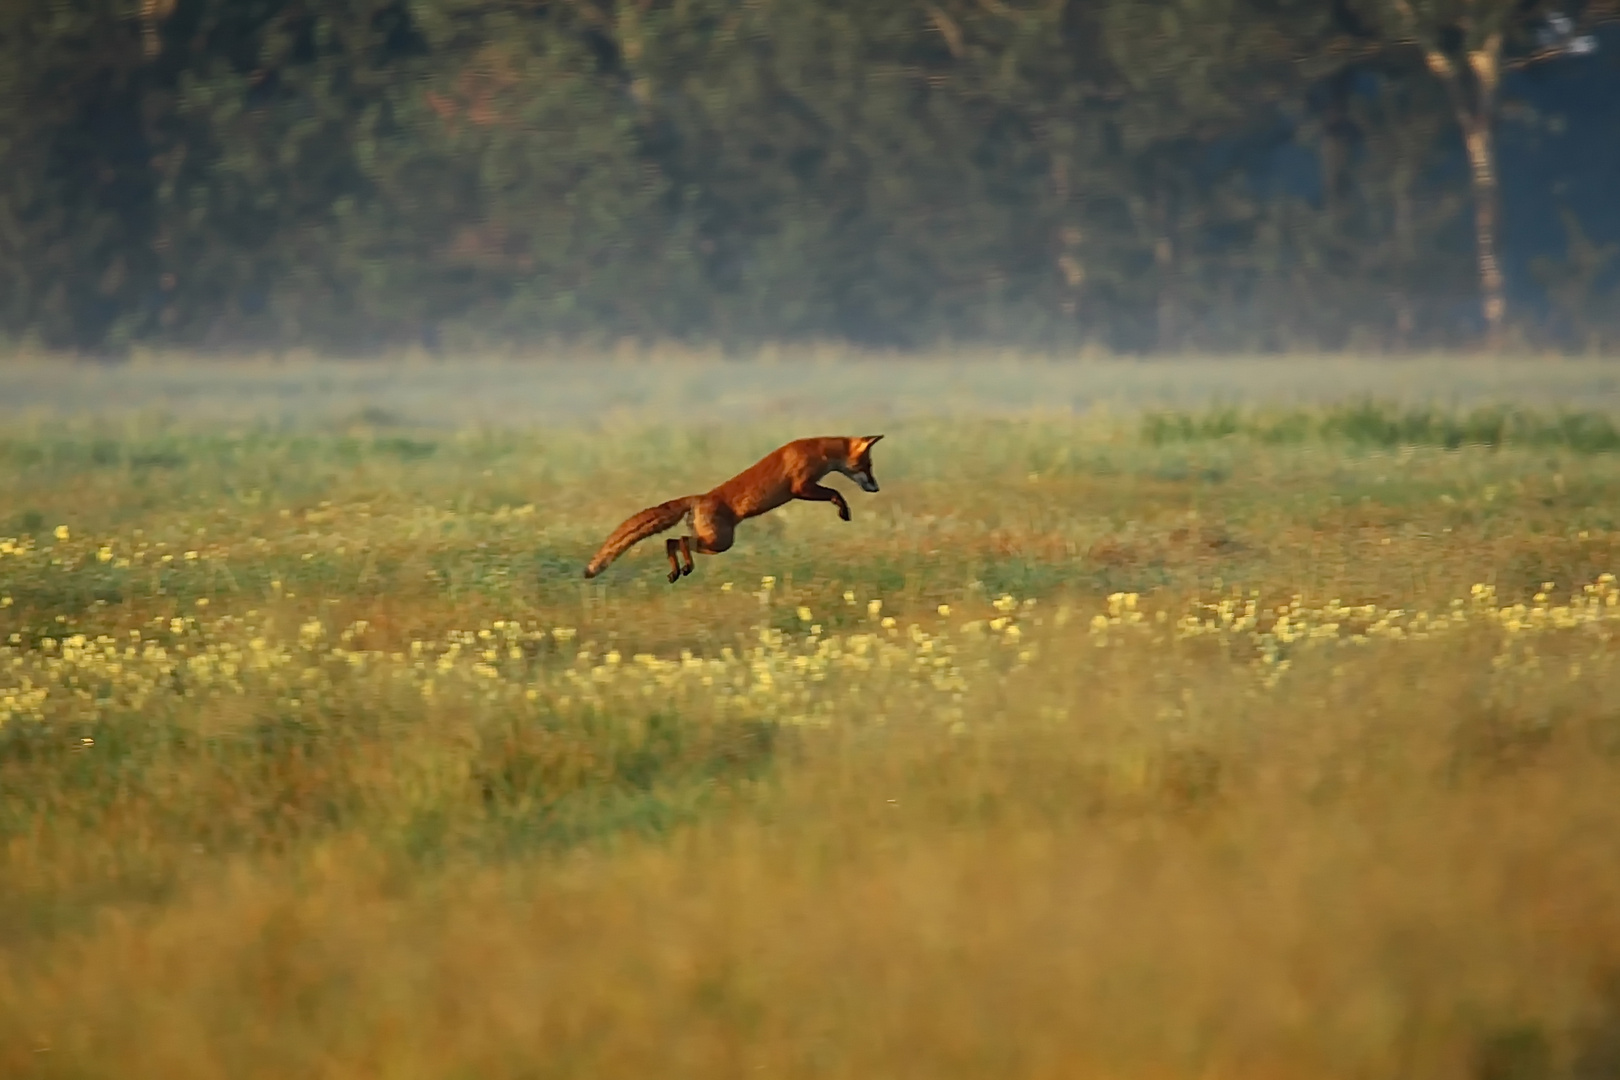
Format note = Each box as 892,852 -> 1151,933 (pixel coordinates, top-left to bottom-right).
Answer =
583,497 -> 695,578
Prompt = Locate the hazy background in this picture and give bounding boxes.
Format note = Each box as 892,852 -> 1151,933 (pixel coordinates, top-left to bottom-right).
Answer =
0,0 -> 1617,359
8,356 -> 1620,429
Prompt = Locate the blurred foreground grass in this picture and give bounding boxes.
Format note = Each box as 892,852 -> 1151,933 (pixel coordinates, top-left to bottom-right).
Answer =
5,402 -> 1620,1078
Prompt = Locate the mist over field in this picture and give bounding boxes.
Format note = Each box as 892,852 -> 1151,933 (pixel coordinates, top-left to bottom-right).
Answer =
8,354 -> 1620,428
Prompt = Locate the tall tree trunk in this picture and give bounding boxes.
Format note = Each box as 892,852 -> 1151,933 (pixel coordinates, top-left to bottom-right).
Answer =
1458,38 -> 1505,346
139,0 -> 176,58
1317,69 -> 1355,217
1461,115 -> 1505,345
1389,1 -> 1506,347
1152,186 -> 1176,350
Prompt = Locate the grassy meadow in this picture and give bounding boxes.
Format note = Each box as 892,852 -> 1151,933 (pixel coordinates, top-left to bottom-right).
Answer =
5,357 -> 1620,1079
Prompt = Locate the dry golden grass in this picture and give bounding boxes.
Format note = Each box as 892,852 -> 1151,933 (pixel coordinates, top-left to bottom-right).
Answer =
4,366 -> 1620,1079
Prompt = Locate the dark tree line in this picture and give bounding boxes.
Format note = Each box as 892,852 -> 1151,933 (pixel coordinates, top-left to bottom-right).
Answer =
0,0 -> 1616,355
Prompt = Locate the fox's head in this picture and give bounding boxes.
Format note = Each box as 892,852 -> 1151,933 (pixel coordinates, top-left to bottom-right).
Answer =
839,434 -> 884,493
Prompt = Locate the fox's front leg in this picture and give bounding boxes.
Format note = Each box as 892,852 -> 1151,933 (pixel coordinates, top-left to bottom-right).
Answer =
793,482 -> 851,522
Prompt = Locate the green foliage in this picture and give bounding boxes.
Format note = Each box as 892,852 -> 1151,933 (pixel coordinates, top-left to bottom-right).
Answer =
0,0 -> 1612,353
1142,402 -> 1620,452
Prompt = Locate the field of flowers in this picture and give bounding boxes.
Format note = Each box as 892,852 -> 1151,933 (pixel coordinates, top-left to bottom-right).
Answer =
4,374 -> 1620,1079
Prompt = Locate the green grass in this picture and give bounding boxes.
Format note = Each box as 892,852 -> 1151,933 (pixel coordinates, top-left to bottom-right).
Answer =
1143,400 -> 1620,452
5,391 -> 1620,1078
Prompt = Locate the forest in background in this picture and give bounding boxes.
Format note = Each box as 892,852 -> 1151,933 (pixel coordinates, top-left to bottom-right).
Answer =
1,0 -> 1617,357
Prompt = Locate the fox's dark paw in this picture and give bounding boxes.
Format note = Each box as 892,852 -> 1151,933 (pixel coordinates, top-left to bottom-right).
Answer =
838,505 -> 851,522
668,568 -> 681,584
681,563 -> 694,577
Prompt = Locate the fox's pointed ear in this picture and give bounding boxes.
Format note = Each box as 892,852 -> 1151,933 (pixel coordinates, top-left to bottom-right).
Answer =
859,434 -> 884,447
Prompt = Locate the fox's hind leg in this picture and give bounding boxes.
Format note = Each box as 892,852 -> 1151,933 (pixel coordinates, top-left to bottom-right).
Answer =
665,538 -> 684,583
690,504 -> 735,556
663,537 -> 697,583
658,503 -> 734,584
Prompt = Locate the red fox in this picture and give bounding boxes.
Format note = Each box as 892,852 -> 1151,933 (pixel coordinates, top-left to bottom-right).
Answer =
583,435 -> 885,582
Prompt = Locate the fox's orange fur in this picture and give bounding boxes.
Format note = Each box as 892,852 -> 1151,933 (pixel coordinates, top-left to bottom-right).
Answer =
584,435 -> 885,582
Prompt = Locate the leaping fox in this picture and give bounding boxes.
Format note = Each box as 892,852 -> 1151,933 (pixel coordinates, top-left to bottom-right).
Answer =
583,435 -> 885,582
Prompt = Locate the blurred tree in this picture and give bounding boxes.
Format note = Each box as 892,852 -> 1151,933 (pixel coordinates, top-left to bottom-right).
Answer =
0,0 -> 1611,354
1534,208 -> 1620,349
620,0 -> 1096,345
1347,0 -> 1617,346
153,0 -> 676,349
0,0 -> 164,351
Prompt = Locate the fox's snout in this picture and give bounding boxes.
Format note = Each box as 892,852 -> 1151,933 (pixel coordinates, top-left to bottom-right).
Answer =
843,465 -> 879,493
